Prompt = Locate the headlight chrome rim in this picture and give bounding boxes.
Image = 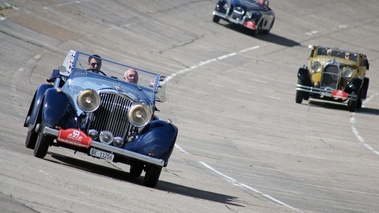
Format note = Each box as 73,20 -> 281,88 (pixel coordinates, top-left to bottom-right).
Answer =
128,104 -> 152,127
77,89 -> 100,112
342,67 -> 353,78
311,61 -> 322,73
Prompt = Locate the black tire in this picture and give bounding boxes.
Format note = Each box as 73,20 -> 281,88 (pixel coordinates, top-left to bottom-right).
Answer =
348,92 -> 357,112
252,21 -> 262,37
212,15 -> 220,23
262,18 -> 275,35
295,90 -> 303,104
130,165 -> 143,177
361,77 -> 369,99
356,91 -> 363,109
34,124 -> 53,159
25,128 -> 37,149
296,78 -> 304,104
143,165 -> 162,188
303,92 -> 310,100
25,115 -> 38,149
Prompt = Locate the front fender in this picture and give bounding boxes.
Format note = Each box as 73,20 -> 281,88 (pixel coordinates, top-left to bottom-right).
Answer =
126,120 -> 178,166
345,78 -> 363,93
297,67 -> 309,81
25,84 -> 53,130
42,88 -> 78,129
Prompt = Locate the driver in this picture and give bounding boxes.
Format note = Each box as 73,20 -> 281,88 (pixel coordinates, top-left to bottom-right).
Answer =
88,54 -> 102,73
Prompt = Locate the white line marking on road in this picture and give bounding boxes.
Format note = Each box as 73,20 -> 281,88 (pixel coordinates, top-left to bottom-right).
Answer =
39,169 -> 55,180
174,144 -> 189,154
208,82 -> 224,87
162,45 -> 261,85
350,94 -> 379,157
236,89 -> 252,94
199,161 -> 301,212
267,96 -> 281,100
166,45 -> 302,211
305,31 -> 318,36
251,79 -> 267,84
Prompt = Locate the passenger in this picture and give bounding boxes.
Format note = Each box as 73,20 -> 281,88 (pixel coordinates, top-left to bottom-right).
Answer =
327,49 -> 333,56
344,52 -> 351,60
257,0 -> 268,8
361,54 -> 370,70
88,55 -> 102,73
124,68 -> 139,84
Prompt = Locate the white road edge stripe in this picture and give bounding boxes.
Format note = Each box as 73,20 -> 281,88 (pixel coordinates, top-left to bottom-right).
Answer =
162,45 -> 261,86
170,45 -> 302,212
350,94 -> 379,156
199,161 -> 301,212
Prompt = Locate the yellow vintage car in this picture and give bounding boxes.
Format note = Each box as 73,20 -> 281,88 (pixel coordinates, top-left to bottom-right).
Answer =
296,45 -> 370,112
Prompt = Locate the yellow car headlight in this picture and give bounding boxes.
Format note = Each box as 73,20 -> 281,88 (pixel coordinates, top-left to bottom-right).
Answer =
311,61 -> 322,73
77,89 -> 100,112
128,104 -> 152,127
342,67 -> 353,78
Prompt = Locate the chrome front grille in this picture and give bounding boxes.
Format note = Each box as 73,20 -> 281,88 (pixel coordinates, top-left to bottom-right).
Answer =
321,65 -> 340,89
88,92 -> 133,139
232,7 -> 244,19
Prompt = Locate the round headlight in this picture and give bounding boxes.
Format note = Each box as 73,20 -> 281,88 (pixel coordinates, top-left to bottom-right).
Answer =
311,61 -> 322,73
77,89 -> 100,112
128,104 -> 152,127
342,67 -> 353,78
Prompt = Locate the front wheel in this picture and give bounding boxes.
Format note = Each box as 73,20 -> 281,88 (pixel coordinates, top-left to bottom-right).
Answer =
348,92 -> 357,112
356,90 -> 363,109
296,90 -> 303,104
130,165 -> 143,177
262,18 -> 275,35
25,129 -> 37,149
143,165 -> 162,188
212,15 -> 220,23
251,21 -> 262,37
34,124 -> 53,158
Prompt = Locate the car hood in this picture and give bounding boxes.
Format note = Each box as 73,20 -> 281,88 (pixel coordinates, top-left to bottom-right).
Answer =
231,0 -> 267,11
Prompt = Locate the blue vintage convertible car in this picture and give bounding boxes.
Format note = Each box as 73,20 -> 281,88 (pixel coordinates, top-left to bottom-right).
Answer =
212,0 -> 275,36
24,50 -> 178,187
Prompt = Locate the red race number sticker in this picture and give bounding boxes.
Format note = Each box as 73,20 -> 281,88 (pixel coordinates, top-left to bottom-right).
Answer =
332,90 -> 349,100
57,129 -> 92,148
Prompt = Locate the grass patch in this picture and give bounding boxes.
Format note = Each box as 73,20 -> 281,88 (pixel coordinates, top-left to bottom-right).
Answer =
0,6 -> 13,10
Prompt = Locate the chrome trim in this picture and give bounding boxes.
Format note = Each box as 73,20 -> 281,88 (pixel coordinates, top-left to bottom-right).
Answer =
296,84 -> 357,101
43,126 -> 165,167
213,10 -> 246,24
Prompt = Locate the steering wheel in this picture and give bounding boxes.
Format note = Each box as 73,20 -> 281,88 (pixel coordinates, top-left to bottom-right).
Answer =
87,69 -> 107,76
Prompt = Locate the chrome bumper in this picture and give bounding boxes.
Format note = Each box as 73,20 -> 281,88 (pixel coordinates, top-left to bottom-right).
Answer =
296,84 -> 357,101
43,126 -> 165,167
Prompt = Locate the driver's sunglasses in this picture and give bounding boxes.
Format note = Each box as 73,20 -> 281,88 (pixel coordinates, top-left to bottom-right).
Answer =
91,62 -> 101,66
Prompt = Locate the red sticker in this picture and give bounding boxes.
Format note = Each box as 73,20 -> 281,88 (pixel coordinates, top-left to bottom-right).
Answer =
332,90 -> 349,100
57,128 -> 92,148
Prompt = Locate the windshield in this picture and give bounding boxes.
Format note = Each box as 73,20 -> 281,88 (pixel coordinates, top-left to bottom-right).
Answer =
316,46 -> 358,62
61,51 -> 162,100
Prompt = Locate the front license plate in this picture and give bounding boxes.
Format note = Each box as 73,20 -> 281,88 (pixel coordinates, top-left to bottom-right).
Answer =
90,148 -> 114,161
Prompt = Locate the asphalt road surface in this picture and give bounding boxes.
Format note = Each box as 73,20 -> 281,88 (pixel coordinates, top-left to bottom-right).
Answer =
1,0 -> 379,212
